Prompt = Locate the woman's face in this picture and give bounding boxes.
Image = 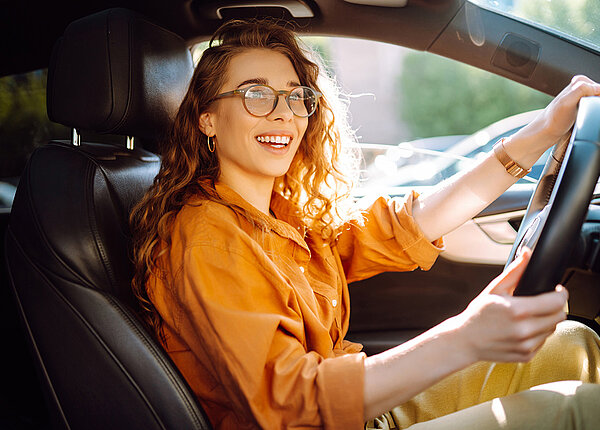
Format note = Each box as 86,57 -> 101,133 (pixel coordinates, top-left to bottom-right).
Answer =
202,48 -> 309,187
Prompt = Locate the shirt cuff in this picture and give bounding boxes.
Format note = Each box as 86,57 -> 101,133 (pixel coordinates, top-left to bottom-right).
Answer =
316,352 -> 366,430
392,191 -> 444,271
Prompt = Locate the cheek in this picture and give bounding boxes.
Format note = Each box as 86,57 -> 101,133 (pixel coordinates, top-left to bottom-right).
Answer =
296,118 -> 313,159
298,118 -> 309,144
296,117 -> 309,140
215,105 -> 254,142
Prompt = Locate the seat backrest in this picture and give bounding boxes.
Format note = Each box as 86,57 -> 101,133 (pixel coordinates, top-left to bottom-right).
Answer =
5,8 -> 212,430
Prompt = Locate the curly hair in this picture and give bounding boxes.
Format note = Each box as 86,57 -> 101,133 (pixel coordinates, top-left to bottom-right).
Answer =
130,19 -> 360,340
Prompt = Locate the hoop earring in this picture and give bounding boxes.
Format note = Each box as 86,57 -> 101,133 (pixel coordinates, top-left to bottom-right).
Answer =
207,135 -> 216,153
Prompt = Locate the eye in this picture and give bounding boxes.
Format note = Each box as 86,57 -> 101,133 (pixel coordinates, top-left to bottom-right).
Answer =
246,85 -> 275,100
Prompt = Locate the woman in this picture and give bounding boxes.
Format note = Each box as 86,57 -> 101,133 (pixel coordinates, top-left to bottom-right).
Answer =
130,19 -> 600,429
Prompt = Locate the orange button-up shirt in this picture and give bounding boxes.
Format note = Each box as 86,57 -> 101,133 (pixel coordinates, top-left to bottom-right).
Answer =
148,184 -> 443,430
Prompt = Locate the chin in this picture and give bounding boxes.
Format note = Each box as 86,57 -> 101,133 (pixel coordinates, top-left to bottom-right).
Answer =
261,162 -> 294,179
264,168 -> 291,179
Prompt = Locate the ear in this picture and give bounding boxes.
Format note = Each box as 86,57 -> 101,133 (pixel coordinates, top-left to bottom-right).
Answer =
199,111 -> 216,137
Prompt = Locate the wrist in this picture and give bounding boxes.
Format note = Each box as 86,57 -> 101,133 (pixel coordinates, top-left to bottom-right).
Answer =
493,138 -> 532,179
431,315 -> 479,369
500,135 -> 541,169
505,120 -> 557,167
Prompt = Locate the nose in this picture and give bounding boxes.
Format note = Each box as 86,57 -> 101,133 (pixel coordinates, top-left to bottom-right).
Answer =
268,93 -> 294,121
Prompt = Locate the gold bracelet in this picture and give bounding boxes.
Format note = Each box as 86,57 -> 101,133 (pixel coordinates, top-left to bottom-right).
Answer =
492,138 -> 531,179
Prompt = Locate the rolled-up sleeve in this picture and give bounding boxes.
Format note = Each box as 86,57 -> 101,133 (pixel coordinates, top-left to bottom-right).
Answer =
317,353 -> 365,429
336,191 -> 444,284
175,241 -> 366,429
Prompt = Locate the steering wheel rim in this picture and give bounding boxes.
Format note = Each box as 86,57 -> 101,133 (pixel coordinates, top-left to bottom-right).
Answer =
507,96 -> 600,296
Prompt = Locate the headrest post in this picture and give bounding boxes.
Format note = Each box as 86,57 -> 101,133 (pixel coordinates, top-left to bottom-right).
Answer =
126,136 -> 135,150
72,128 -> 80,146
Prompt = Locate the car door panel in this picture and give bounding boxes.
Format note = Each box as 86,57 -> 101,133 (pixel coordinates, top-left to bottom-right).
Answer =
444,209 -> 526,265
347,188 -> 531,356
348,255 -> 503,356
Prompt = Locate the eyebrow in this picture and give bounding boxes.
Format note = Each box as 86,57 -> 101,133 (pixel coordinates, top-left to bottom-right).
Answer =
236,78 -> 302,88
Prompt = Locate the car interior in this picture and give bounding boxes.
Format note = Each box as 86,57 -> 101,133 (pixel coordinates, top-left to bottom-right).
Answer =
1,0 -> 600,429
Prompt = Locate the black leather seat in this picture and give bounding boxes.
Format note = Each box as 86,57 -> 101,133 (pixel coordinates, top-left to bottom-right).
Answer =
5,8 -> 212,430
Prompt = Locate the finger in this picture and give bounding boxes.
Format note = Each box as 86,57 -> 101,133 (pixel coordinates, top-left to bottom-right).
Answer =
569,80 -> 600,101
530,336 -> 548,356
513,311 -> 566,340
509,288 -> 568,318
513,245 -> 532,264
551,75 -> 592,100
507,331 -> 551,362
555,284 -> 569,301
570,74 -> 596,85
552,77 -> 600,114
487,247 -> 531,295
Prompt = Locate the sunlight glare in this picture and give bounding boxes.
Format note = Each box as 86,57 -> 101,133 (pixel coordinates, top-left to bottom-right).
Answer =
413,161 -> 437,181
491,398 -> 508,427
473,130 -> 491,148
374,154 -> 397,176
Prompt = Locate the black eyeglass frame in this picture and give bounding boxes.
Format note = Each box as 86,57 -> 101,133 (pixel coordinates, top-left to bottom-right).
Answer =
214,84 -> 322,118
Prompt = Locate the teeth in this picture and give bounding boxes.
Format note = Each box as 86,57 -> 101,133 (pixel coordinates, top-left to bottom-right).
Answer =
256,135 -> 291,145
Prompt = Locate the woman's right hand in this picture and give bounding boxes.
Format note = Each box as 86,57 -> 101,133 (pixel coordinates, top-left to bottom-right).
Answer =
363,248 -> 567,420
449,248 -> 568,363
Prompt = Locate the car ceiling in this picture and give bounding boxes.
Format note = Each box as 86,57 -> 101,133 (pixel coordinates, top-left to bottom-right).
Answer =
1,0 -> 463,76
2,0 -> 600,97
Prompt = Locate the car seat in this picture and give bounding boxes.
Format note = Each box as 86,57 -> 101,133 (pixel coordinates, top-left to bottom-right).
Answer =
4,8 -> 212,430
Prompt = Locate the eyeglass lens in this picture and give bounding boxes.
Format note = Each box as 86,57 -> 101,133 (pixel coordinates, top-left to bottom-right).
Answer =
244,86 -> 317,117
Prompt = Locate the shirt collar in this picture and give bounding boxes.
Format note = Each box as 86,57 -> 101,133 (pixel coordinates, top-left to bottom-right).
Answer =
214,182 -> 308,249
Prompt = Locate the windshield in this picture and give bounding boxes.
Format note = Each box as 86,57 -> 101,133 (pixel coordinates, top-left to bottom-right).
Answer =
470,0 -> 600,51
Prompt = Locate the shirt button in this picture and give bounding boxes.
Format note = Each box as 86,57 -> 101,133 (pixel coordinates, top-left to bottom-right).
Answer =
299,266 -> 305,273
332,299 -> 338,307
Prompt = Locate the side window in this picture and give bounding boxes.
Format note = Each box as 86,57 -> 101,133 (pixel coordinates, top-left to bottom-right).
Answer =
0,70 -> 70,208
471,0 -> 600,51
300,37 -> 551,192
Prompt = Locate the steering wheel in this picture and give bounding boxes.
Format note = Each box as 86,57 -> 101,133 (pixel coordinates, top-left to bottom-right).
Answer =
506,96 -> 600,296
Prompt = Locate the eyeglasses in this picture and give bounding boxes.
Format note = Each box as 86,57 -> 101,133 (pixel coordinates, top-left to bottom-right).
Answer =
214,84 -> 322,118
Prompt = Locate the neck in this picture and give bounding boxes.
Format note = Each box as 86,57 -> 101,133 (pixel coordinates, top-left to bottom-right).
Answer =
218,172 -> 274,215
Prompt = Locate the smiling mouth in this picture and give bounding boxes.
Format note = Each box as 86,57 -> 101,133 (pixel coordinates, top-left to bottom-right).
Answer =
256,135 -> 291,148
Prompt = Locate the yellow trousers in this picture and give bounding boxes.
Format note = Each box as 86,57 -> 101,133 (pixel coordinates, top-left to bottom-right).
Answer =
366,320 -> 600,429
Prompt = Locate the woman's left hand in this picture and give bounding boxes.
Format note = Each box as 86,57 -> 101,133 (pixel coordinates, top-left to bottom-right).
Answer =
538,75 -> 600,139
516,75 -> 600,159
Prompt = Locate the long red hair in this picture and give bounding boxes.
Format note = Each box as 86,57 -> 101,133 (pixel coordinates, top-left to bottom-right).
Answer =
130,19 -> 359,339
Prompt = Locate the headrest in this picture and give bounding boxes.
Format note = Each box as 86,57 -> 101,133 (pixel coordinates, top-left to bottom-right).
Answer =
47,8 -> 194,140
